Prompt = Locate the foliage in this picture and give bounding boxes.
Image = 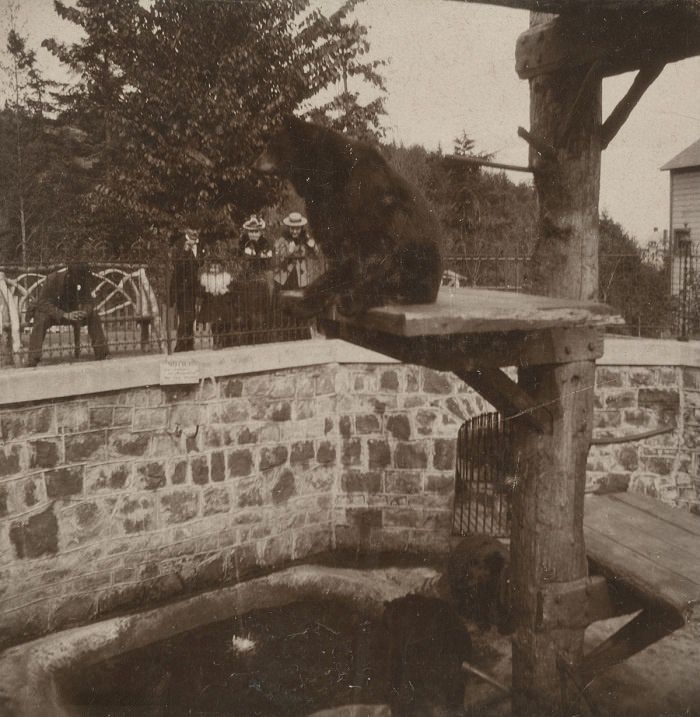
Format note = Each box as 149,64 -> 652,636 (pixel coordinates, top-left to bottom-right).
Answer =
41,0 -> 385,257
599,213 -> 673,336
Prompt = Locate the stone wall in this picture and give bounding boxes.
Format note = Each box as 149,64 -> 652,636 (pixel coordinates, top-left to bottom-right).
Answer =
0,348 -> 485,649
1,337 -> 699,649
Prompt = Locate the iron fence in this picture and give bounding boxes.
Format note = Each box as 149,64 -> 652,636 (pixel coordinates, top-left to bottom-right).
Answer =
453,412 -> 515,538
1,246 -> 696,368
0,255 -> 323,368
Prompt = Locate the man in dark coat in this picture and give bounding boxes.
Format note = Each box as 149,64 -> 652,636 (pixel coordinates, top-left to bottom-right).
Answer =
27,263 -> 108,367
170,226 -> 202,352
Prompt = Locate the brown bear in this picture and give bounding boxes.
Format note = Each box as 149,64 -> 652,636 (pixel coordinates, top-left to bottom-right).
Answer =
253,116 -> 442,317
447,534 -> 514,635
383,594 -> 472,716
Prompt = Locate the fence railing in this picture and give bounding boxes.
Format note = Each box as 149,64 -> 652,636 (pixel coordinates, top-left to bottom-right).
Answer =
0,247 -> 694,367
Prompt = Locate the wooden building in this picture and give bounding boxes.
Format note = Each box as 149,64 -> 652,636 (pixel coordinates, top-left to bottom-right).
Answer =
662,137 -> 700,297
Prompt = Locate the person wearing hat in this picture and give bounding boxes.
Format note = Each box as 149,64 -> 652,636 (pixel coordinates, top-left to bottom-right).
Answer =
237,215 -> 274,343
170,225 -> 204,352
274,212 -> 319,291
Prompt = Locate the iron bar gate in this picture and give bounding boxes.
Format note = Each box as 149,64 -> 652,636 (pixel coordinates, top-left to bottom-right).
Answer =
452,412 -> 515,538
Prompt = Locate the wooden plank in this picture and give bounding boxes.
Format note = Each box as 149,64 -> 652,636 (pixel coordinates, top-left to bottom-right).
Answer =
457,367 -> 553,432
611,492 -> 700,537
308,287 -> 620,338
516,5 -> 700,79
586,500 -> 700,581
584,495 -> 700,616
538,575 -> 614,629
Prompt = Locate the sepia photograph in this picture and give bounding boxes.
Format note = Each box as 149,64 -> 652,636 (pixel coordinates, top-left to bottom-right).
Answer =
0,0 -> 699,714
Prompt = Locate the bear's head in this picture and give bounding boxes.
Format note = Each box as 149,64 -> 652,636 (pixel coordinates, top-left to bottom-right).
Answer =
252,115 -> 311,177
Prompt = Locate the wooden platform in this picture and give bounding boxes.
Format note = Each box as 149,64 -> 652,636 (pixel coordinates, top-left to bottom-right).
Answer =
585,492 -> 700,621
286,287 -> 619,338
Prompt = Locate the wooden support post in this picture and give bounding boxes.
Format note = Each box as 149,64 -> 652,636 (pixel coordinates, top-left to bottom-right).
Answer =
510,10 -> 602,716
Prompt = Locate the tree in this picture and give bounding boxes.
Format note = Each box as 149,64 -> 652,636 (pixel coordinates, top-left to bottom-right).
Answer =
43,0 -> 385,257
305,0 -> 387,142
599,213 -> 672,336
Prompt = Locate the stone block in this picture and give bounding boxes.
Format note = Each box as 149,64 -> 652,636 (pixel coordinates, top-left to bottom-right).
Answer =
422,368 -> 452,394
228,449 -> 253,477
433,438 -> 456,471
604,391 -> 637,409
29,439 -> 61,469
65,430 -> 106,463
150,432 -> 183,458
116,494 -> 155,533
86,462 -> 131,493
237,477 -> 264,508
135,461 -> 167,490
270,376 -> 296,399
210,451 -> 226,482
21,476 -> 44,509
380,369 -> 400,391
405,367 -> 420,392
9,504 -> 58,558
107,430 -> 150,458
355,413 -> 381,434
270,401 -> 292,422
50,593 -> 96,631
294,526 -> 332,559
614,445 -> 639,472
368,440 -> 391,469
220,377 -> 243,398
58,500 -> 110,549
260,532 -> 293,569
203,486 -> 231,516
89,406 -> 114,429
638,388 -> 679,410
191,455 -> 209,485
209,400 -> 249,424
45,466 -> 84,498
596,367 -> 625,388
169,459 -> 188,485
237,427 -> 258,445
1,405 -> 54,440
113,407 -> 133,427
160,490 -> 199,524
594,411 -> 622,429
341,438 -> 362,466
682,368 -> 700,389
133,407 -> 168,432
629,368 -> 656,387
259,445 -> 288,472
425,473 -> 454,494
394,442 -> 428,470
230,542 -> 260,582
55,402 -> 89,434
339,415 -> 352,438
0,444 -> 22,477
385,414 -> 410,440
315,370 -> 336,396
0,485 -> 8,517
385,470 -> 421,494
341,470 -> 381,493
272,469 -> 296,505
290,441 -> 315,465
346,507 -> 383,529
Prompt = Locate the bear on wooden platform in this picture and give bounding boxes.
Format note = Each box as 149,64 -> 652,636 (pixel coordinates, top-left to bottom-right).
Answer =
253,116 -> 442,318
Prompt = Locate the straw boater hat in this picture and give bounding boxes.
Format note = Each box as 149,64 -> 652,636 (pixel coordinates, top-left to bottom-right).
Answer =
242,215 -> 266,232
283,212 -> 308,228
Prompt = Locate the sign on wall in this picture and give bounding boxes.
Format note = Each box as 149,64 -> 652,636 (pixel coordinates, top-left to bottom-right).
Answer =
159,357 -> 199,385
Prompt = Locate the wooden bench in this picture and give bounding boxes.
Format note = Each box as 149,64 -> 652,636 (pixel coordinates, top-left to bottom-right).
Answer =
580,491 -> 700,682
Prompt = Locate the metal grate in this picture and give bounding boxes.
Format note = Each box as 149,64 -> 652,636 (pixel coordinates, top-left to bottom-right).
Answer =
452,412 -> 515,538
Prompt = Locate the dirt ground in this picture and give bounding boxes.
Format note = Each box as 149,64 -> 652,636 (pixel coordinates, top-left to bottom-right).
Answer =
465,613 -> 700,717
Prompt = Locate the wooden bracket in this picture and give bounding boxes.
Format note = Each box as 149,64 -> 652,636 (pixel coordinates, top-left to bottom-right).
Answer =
580,606 -> 685,683
518,126 -> 557,162
601,61 -> 666,149
537,576 -> 613,631
456,367 -> 553,434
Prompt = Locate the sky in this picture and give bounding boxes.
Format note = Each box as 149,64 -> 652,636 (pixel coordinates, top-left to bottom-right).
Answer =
8,0 -> 700,245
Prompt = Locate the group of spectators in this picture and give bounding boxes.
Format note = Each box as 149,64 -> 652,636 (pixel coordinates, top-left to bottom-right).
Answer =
22,212 -> 321,366
170,212 -> 321,351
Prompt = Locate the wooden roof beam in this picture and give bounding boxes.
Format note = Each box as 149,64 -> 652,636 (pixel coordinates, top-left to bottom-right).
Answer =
515,7 -> 700,79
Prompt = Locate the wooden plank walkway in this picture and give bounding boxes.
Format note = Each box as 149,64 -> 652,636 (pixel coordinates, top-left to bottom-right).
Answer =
584,492 -> 700,621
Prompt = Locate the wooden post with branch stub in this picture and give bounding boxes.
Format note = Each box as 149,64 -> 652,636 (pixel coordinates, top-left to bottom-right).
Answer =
509,10 -> 602,716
